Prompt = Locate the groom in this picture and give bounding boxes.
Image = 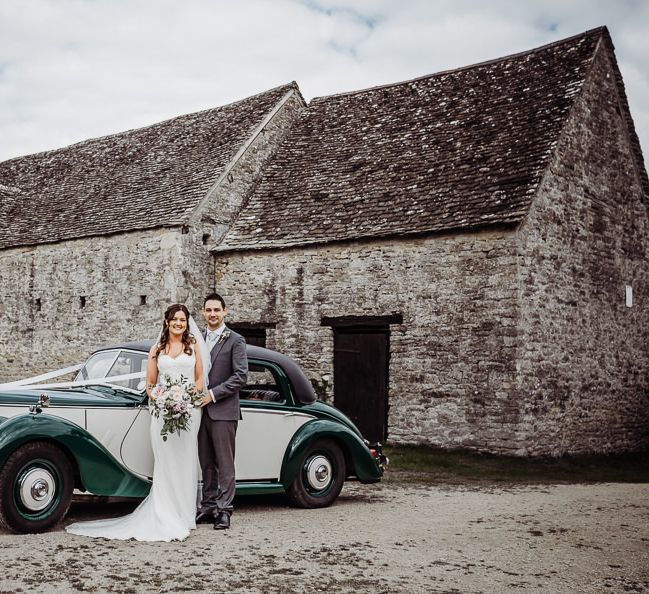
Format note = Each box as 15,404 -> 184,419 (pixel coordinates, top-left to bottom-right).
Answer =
196,292 -> 248,530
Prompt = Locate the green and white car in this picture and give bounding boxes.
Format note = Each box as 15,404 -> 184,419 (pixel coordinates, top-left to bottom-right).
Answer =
0,342 -> 386,533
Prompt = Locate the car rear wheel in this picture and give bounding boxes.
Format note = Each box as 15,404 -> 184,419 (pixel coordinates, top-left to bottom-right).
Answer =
0,441 -> 74,534
287,439 -> 345,508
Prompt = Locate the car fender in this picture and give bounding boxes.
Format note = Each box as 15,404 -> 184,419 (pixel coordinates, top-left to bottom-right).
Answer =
0,413 -> 150,498
280,419 -> 382,486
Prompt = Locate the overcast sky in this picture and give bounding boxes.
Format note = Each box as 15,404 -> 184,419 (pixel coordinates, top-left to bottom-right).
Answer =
1,0 -> 648,165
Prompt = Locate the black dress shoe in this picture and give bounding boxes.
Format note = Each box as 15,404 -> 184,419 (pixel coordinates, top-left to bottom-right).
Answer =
214,512 -> 230,530
195,510 -> 214,524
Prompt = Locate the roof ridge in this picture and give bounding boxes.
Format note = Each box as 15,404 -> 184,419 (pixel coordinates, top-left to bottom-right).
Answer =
310,26 -> 607,104
186,86 -> 303,225
1,81 -> 299,164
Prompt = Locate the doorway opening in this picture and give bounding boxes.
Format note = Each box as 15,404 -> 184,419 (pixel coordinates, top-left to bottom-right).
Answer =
322,314 -> 401,443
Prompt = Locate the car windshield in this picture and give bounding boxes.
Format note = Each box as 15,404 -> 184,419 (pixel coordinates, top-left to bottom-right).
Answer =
75,349 -> 148,392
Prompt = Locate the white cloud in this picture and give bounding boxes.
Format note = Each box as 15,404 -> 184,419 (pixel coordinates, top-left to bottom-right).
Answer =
0,0 -> 647,166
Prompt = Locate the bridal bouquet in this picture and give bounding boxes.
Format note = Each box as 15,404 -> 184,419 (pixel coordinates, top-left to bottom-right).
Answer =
149,375 -> 204,441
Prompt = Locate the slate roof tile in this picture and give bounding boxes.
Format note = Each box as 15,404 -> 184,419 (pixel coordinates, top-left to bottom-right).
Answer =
0,83 -> 297,249
217,28 -> 612,252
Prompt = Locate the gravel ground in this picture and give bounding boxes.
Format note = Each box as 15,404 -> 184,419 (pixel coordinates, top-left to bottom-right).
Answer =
0,481 -> 647,593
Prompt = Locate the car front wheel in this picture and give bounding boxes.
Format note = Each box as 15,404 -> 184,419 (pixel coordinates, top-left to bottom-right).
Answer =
0,441 -> 74,534
287,438 -> 345,508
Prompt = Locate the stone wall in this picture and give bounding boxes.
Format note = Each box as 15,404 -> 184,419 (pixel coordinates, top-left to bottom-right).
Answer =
214,230 -> 526,452
0,228 -> 185,382
515,42 -> 649,454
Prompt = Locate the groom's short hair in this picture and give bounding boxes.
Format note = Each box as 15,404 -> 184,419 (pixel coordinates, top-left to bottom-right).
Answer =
204,292 -> 226,310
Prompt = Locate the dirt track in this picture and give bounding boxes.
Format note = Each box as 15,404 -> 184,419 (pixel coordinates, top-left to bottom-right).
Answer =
0,481 -> 647,593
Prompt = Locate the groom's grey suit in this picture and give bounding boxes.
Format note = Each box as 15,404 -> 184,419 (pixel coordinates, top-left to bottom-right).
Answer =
198,325 -> 248,519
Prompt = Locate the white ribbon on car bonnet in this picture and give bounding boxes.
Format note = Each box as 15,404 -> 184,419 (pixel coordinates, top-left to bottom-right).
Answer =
0,364 -> 145,390
0,363 -> 83,387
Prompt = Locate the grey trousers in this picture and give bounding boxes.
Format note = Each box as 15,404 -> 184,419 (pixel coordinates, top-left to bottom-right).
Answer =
198,416 -> 238,516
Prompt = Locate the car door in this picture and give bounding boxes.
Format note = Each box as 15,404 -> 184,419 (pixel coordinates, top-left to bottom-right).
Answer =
119,406 -> 154,478
235,362 -> 314,481
81,349 -> 153,479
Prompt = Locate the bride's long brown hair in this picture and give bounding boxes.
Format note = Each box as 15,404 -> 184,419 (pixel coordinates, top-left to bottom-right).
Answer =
154,303 -> 195,359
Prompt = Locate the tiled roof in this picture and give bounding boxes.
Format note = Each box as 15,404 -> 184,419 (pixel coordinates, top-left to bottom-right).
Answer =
218,28 -> 610,251
0,83 -> 297,249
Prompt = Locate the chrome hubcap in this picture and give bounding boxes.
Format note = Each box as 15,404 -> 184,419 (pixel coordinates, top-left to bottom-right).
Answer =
305,455 -> 332,491
19,468 -> 56,511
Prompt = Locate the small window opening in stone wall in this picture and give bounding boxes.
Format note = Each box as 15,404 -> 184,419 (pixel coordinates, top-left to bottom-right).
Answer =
79,296 -> 86,309
626,285 -> 633,307
202,233 -> 211,245
35,298 -> 41,312
140,295 -> 147,306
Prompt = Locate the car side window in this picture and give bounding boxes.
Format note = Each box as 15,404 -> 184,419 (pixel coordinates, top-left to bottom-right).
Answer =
241,364 -> 284,403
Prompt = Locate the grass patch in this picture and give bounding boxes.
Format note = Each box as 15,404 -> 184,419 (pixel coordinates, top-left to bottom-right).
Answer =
383,444 -> 649,485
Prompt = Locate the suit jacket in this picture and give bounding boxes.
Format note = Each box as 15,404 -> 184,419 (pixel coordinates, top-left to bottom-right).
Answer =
204,326 -> 248,421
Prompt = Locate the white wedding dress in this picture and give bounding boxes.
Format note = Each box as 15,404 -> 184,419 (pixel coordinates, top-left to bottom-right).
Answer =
66,352 -> 201,541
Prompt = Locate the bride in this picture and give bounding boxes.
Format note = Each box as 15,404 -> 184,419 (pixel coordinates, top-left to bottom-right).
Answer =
66,303 -> 209,541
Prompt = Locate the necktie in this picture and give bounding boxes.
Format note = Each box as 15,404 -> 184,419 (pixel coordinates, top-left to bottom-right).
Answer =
207,331 -> 218,350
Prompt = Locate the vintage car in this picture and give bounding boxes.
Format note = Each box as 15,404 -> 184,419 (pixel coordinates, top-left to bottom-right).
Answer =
0,341 -> 386,534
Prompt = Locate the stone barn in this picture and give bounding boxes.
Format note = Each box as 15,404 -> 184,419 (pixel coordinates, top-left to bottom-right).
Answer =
1,27 -> 648,455
213,27 -> 649,455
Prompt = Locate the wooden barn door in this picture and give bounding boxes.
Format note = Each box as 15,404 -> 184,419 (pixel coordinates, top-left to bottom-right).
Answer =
333,326 -> 389,443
